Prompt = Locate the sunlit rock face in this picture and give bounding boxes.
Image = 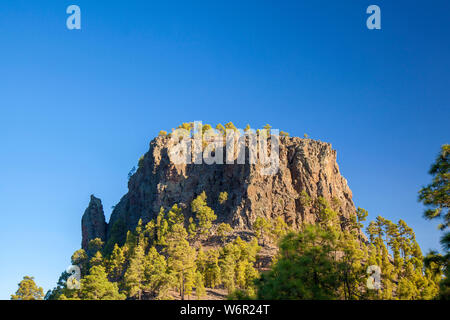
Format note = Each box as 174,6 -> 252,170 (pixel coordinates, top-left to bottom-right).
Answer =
81,135 -> 357,248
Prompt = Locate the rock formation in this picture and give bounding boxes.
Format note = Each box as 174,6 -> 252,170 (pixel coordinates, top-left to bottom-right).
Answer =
81,195 -> 107,250
81,135 -> 356,249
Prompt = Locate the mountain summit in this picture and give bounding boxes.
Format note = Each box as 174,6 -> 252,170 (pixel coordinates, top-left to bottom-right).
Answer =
82,134 -> 356,251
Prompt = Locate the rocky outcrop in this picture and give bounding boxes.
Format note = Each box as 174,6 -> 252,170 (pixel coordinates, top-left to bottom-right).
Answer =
81,195 -> 107,250
81,134 -> 357,247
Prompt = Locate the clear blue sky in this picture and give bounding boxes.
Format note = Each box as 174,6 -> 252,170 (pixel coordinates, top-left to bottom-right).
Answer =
0,0 -> 449,299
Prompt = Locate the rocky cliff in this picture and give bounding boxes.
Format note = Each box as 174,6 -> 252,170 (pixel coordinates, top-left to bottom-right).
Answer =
81,135 -> 356,250
81,195 -> 107,250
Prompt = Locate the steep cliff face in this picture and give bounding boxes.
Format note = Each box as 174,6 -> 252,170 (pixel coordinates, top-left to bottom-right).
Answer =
81,135 -> 356,248
81,195 -> 107,250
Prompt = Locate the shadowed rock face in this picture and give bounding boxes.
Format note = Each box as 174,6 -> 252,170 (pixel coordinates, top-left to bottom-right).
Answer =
81,195 -> 107,250
81,135 -> 356,248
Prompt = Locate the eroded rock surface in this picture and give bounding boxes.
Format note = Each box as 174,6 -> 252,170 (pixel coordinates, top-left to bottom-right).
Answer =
81,195 -> 107,250
81,135 -> 356,248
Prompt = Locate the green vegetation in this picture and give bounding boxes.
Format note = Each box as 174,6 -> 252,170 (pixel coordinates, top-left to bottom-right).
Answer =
160,122 -> 298,142
252,217 -> 271,246
44,192 -> 261,300
138,155 -> 145,168
191,192 -> 217,238
218,191 -> 228,204
11,276 -> 44,300
217,223 -> 233,244
21,140 -> 447,301
40,190 -> 444,300
177,122 -> 193,132
252,216 -> 288,247
225,122 -> 238,132
168,122 -> 285,138
78,266 -> 125,300
215,123 -> 226,136
255,198 -> 440,300
419,144 -> 449,299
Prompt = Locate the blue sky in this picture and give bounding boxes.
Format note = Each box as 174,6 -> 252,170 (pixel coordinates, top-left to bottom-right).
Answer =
0,0 -> 449,299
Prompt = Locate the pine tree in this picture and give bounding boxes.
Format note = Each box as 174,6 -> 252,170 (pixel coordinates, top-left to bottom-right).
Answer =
419,144 -> 449,299
103,218 -> 127,256
165,224 -> 197,300
256,225 -> 342,299
167,204 -> 185,227
203,249 -> 222,288
253,217 -> 271,246
419,144 -> 449,232
144,220 -> 157,245
156,207 -> 169,245
79,266 -> 125,300
218,192 -> 228,205
87,238 -> 104,258
71,249 -> 89,277
106,244 -> 126,283
188,217 -> 197,240
219,251 -> 236,293
225,122 -> 238,132
218,237 -> 260,294
177,122 -> 193,132
299,190 -> 313,208
11,276 -> 44,300
202,124 -> 213,134
270,217 -> 289,244
215,123 -> 226,136
45,271 -> 71,300
191,192 -> 217,238
124,239 -> 146,299
365,216 -> 440,300
143,246 -> 172,299
194,272 -> 206,299
90,251 -> 104,268
217,223 -> 233,244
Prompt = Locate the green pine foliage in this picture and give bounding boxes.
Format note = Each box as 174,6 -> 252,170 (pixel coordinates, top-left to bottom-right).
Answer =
79,266 -> 125,300
254,197 -> 440,300
419,144 -> 450,299
218,191 -> 228,205
217,223 -> 233,244
39,141 -> 448,301
31,127 -> 448,300
44,189 -> 263,300
43,193 -> 441,300
191,192 -> 217,238
11,276 -> 44,300
40,187 -> 443,301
